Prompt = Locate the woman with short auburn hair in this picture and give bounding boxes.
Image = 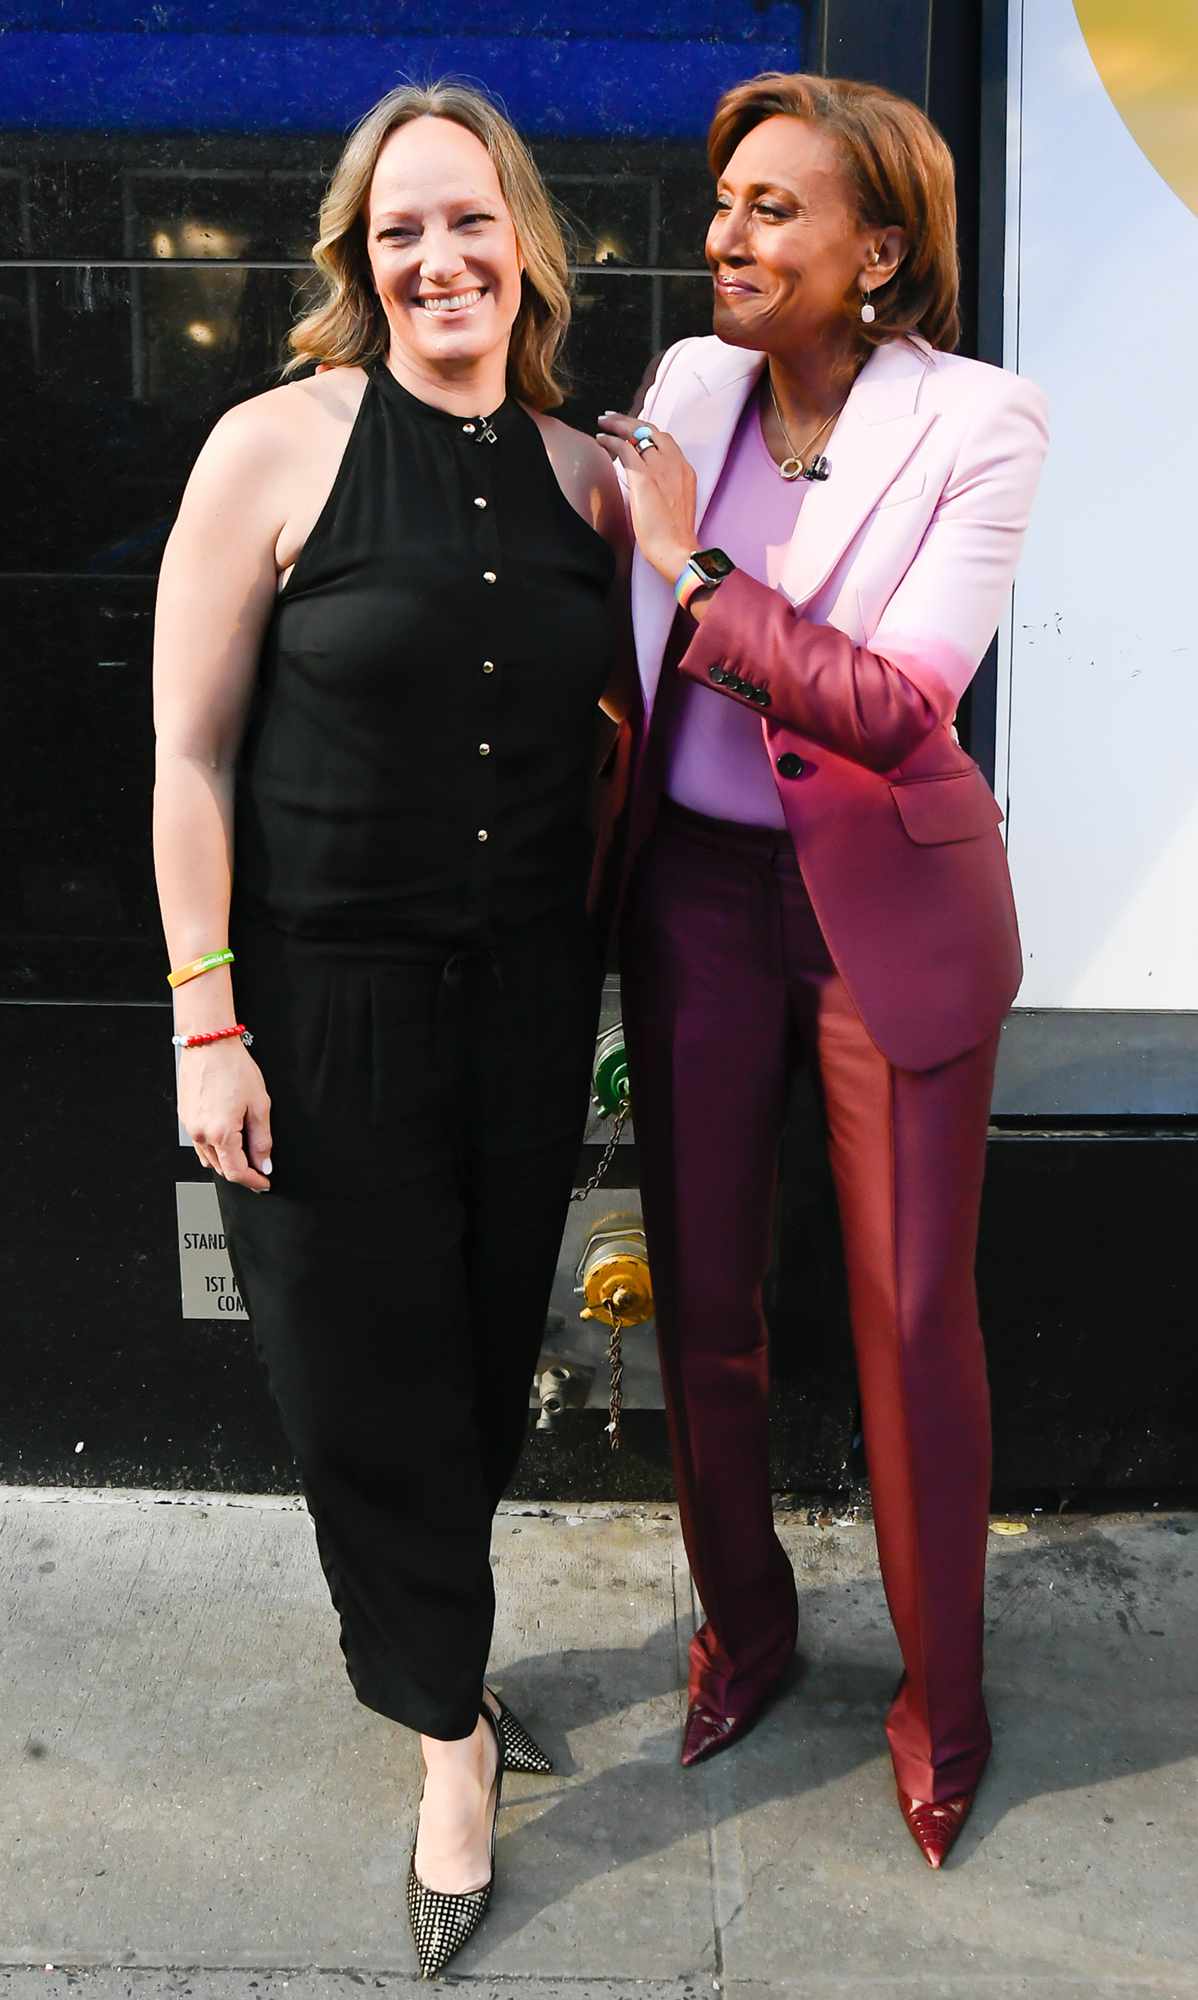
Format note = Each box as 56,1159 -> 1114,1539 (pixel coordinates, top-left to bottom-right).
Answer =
599,70 -> 1048,1868
154,81 -> 626,1973
707,70 -> 963,350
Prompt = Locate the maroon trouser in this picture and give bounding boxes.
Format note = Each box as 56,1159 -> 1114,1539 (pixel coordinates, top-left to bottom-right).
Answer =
621,800 -> 999,1801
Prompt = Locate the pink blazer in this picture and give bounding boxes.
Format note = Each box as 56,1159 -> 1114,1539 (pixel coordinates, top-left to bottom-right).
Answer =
621,332 -> 1049,1072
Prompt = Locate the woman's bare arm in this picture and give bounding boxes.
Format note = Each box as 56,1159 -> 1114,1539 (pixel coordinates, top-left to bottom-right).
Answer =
153,395 -> 290,1189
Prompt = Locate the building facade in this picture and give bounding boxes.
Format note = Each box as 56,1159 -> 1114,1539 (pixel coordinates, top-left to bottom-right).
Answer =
3,2 -> 1194,1498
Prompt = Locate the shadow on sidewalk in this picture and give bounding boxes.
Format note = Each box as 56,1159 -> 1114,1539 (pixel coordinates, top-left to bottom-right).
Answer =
474,1521 -> 1197,1941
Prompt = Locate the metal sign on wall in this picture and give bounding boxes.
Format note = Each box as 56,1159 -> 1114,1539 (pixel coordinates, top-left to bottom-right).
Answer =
175,1181 -> 247,1320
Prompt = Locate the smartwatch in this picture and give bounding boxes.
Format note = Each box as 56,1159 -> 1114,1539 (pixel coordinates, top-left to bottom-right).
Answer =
674,546 -> 736,612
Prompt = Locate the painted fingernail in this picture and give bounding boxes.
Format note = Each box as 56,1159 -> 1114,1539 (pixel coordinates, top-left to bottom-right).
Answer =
261,1158 -> 272,1174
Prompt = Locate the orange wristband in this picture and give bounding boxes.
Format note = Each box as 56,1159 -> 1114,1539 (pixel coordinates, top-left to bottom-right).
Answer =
167,948 -> 234,988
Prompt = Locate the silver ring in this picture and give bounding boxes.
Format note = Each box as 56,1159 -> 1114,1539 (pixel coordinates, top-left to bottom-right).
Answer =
632,423 -> 655,442
634,435 -> 658,455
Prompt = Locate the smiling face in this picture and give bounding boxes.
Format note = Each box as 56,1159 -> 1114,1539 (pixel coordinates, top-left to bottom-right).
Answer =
365,114 -> 524,391
707,114 -> 900,358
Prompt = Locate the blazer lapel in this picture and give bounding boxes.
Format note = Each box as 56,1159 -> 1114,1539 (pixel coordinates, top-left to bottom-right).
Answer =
779,336 -> 937,610
631,349 -> 762,721
682,346 -> 767,522
630,336 -> 939,718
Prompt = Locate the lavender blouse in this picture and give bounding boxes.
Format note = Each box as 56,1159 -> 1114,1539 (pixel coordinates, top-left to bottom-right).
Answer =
662,389 -> 807,828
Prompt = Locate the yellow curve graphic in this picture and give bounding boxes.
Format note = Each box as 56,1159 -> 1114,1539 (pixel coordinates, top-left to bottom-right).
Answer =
1073,1 -> 1198,218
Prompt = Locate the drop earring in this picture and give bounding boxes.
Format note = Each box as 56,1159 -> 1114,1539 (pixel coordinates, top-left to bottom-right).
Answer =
860,290 -> 876,323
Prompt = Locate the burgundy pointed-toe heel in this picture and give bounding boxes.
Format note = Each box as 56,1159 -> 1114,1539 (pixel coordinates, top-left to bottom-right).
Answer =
896,1783 -> 976,1869
681,1702 -> 754,1767
681,1672 -> 789,1768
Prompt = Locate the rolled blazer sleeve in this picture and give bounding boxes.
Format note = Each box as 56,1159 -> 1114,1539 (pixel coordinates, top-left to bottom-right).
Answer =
675,375 -> 1050,772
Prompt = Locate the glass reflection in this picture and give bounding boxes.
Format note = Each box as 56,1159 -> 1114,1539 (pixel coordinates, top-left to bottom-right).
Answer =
560,272 -> 711,426
2,576 -> 161,1001
0,166 -> 29,250
0,263 -> 714,578
125,168 -> 324,263
3,139 -> 724,270
2,0 -> 810,1001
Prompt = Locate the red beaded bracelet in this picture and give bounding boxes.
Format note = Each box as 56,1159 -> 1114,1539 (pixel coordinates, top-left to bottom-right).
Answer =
170,1024 -> 253,1049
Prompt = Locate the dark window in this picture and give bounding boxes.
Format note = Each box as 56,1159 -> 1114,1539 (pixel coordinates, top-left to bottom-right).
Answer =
0,4 -> 808,999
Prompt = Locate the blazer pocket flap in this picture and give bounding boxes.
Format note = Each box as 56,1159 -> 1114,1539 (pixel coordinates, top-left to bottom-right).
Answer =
890,767 -> 1003,845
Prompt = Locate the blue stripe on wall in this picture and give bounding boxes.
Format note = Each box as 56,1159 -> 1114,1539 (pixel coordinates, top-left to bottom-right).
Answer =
1,23 -> 807,138
8,2 -> 802,37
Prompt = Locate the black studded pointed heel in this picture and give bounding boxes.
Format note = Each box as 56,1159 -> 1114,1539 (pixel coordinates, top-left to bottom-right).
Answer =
485,1686 -> 553,1775
407,1703 -> 504,1979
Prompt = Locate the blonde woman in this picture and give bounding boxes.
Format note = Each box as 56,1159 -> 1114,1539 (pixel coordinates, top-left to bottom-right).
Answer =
153,83 -> 626,1973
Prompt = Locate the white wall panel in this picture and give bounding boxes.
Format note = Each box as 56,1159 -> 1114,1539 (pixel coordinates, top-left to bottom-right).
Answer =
1002,0 -> 1198,1008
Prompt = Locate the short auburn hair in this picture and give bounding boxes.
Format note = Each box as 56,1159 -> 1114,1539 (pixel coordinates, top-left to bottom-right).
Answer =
708,71 -> 960,353
286,80 -> 571,408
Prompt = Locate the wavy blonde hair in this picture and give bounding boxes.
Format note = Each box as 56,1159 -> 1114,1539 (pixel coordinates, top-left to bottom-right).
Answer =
708,72 -> 961,353
286,80 -> 571,408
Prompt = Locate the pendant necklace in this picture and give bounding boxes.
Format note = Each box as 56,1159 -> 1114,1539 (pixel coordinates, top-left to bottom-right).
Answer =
766,373 -> 849,483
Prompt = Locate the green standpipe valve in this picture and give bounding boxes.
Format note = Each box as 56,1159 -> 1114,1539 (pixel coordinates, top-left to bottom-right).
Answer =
591,1024 -> 631,1119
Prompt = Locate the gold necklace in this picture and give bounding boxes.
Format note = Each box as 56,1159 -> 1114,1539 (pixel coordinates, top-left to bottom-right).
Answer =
766,373 -> 849,482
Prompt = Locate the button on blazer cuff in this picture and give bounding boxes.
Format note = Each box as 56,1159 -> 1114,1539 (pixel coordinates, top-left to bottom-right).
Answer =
677,568 -> 939,773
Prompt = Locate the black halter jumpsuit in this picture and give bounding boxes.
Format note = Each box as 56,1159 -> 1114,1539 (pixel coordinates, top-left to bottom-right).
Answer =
215,362 -> 614,1738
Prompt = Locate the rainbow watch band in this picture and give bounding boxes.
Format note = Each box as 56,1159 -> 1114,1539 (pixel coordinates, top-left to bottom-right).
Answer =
675,549 -> 736,613
674,562 -> 707,613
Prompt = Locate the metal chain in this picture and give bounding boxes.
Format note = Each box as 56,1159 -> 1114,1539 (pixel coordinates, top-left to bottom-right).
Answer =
572,1096 -> 631,1448
605,1308 -> 624,1452
570,1098 -> 630,1202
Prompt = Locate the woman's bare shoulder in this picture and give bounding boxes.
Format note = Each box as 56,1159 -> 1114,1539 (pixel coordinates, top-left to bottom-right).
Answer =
529,409 -> 626,545
206,365 -> 369,462
171,369 -> 370,548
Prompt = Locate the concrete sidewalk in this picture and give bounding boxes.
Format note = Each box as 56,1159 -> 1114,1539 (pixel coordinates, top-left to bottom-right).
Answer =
1,1491 -> 1195,2000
